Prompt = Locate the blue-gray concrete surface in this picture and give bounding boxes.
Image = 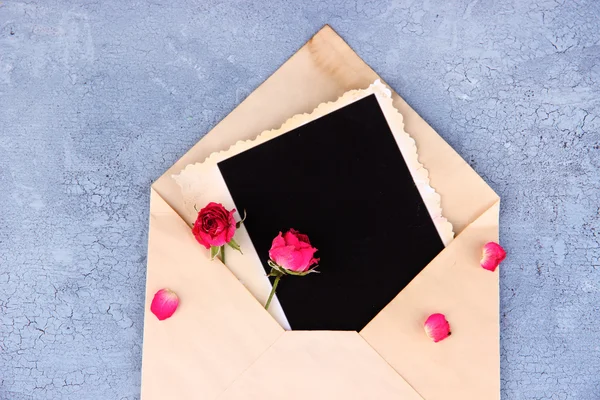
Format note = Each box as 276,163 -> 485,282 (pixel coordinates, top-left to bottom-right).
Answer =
1,1 -> 599,399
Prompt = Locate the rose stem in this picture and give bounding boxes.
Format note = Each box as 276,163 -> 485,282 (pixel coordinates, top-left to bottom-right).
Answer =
220,245 -> 225,264
264,274 -> 282,310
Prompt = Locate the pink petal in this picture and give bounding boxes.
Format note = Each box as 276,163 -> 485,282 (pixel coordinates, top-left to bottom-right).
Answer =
289,228 -> 311,244
271,231 -> 285,248
225,209 -> 237,242
480,242 -> 506,272
283,230 -> 302,247
270,245 -> 297,269
424,313 -> 451,343
289,247 -> 314,272
150,288 -> 179,321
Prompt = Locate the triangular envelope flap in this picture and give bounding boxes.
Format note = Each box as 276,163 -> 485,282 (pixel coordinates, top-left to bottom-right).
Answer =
360,201 -> 501,400
152,26 -> 498,235
219,331 -> 424,400
141,189 -> 283,400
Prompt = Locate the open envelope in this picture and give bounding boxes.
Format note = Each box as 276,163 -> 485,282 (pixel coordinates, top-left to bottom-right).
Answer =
142,26 -> 500,400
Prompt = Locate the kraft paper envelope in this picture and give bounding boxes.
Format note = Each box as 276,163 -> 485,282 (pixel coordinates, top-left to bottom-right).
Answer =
141,25 -> 500,400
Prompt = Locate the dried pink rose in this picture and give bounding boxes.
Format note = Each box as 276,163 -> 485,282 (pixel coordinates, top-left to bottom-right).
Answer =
264,229 -> 319,310
424,313 -> 451,343
268,229 -> 319,273
192,202 -> 237,249
150,289 -> 179,321
480,242 -> 506,272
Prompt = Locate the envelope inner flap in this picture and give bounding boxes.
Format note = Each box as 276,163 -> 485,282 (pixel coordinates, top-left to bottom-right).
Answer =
217,94 -> 445,331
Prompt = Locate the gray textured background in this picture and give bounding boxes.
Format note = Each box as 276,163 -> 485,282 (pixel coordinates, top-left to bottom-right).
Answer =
0,0 -> 599,399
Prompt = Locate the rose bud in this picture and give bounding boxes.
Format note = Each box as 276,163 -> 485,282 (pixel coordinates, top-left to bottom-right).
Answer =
192,202 -> 243,262
424,313 -> 451,343
264,229 -> 319,310
150,288 -> 179,321
480,242 -> 506,272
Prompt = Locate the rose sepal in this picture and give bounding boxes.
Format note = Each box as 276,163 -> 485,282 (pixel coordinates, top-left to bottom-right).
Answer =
227,237 -> 243,254
267,259 -> 319,277
235,210 -> 247,229
210,245 -> 222,261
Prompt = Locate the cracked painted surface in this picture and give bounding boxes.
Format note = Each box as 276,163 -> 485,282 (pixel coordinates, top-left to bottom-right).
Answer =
0,0 -> 598,399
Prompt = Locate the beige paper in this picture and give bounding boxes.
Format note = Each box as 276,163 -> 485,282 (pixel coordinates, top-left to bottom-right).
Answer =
219,331 -> 424,400
141,25 -> 500,400
361,201 -> 500,399
141,189 -> 283,399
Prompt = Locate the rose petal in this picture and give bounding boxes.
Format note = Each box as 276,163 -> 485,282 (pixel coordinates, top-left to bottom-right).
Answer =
270,245 -> 297,270
289,228 -> 311,244
192,224 -> 212,249
289,247 -> 315,272
225,209 -> 237,243
271,231 -> 285,246
150,288 -> 179,321
480,242 -> 506,272
283,230 -> 302,247
192,215 -> 209,249
269,232 -> 285,260
424,313 -> 451,343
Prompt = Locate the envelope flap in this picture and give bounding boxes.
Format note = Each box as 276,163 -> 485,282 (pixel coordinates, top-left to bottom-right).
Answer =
360,201 -> 501,400
141,189 -> 283,400
218,331 -> 424,400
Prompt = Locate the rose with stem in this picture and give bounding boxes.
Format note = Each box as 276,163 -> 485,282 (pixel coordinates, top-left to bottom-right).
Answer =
191,202 -> 245,263
264,229 -> 319,310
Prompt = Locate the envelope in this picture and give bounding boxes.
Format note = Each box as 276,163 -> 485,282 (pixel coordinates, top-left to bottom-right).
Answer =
141,25 -> 500,400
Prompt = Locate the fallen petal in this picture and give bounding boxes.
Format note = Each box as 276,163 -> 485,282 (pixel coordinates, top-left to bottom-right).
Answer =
150,288 -> 179,321
480,242 -> 506,272
424,313 -> 451,343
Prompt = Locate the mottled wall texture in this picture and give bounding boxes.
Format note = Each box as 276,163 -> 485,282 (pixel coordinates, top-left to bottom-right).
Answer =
0,1 -> 599,399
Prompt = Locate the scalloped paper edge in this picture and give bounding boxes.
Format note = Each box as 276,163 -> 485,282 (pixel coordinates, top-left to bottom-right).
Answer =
174,80 -> 454,246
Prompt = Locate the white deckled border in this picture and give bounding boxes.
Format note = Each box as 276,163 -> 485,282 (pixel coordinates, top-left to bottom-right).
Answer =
174,80 -> 454,246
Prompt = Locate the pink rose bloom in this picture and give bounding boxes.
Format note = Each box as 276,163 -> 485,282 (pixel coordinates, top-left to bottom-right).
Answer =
192,202 -> 237,249
269,229 -> 319,273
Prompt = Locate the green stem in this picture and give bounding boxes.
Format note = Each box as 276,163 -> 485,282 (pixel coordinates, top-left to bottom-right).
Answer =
219,245 -> 225,264
265,273 -> 282,310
